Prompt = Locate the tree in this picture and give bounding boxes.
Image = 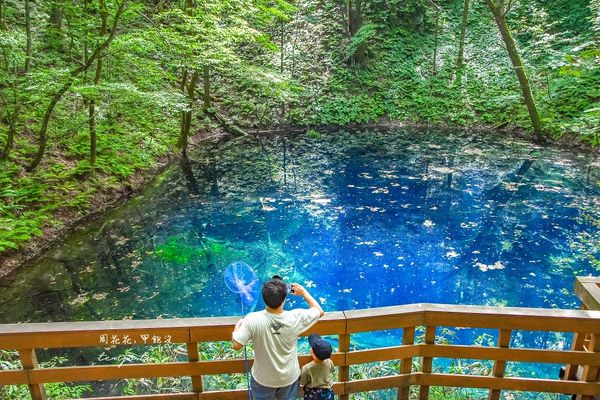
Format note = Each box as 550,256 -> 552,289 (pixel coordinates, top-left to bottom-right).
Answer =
430,0 -> 441,75
24,0 -> 32,73
45,0 -> 64,51
88,0 -> 109,169
456,0 -> 469,70
347,0 -> 367,66
0,0 -> 24,161
484,0 -> 545,141
0,0 -> 6,31
177,68 -> 200,156
27,0 -> 128,172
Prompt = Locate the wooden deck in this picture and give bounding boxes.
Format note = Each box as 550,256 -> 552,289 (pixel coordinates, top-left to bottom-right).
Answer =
1,279 -> 600,399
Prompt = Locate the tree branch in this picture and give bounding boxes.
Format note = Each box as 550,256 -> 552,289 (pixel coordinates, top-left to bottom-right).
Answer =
504,0 -> 514,17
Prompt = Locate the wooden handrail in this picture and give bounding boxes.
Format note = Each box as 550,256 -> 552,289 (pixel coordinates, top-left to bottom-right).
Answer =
575,276 -> 600,310
2,303 -> 600,399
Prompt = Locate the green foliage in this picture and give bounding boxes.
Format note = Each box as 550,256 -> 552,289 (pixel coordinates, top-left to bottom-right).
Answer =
306,129 -> 321,139
345,23 -> 378,62
0,350 -> 92,399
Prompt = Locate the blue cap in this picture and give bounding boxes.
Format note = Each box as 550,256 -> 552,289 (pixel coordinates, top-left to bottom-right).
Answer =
308,333 -> 332,360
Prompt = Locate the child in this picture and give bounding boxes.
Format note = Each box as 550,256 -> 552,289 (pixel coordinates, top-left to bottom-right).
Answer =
300,333 -> 335,400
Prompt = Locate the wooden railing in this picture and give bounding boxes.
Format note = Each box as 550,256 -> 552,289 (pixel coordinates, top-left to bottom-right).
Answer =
1,303 -> 600,400
563,276 -> 600,397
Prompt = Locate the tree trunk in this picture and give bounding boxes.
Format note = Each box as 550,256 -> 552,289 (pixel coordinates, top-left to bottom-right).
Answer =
178,68 -> 188,153
0,5 -> 16,161
0,0 -> 6,31
28,0 -> 128,172
347,0 -> 366,67
89,0 -> 108,169
25,0 -> 32,73
0,110 -> 16,161
0,0 -> 7,65
203,65 -> 210,109
49,2 -> 63,28
47,1 -> 63,51
280,21 -> 285,73
178,69 -> 199,156
485,0 -> 544,141
432,6 -> 439,76
456,0 -> 470,70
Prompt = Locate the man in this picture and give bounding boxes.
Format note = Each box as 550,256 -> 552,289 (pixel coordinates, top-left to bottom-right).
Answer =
232,275 -> 325,400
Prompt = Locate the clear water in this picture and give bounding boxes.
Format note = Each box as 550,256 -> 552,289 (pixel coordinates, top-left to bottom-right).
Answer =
1,128 -> 598,393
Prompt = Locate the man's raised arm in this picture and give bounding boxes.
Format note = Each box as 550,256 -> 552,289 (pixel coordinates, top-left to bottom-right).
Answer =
291,283 -> 324,317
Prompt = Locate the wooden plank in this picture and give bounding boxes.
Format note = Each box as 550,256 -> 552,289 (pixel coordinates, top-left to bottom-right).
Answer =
397,327 -> 415,400
0,317 -> 231,335
489,329 -> 511,400
28,360 -> 253,384
1,328 -> 191,350
422,304 -> 600,333
338,333 -> 350,400
332,381 -> 344,395
19,348 -> 46,400
346,374 -> 413,394
0,369 -> 29,385
87,394 -> 197,400
189,312 -> 346,342
0,317 -> 238,349
302,311 -> 347,336
28,354 -> 345,386
345,372 -> 600,396
420,344 -> 600,365
419,326 -> 436,400
187,342 -> 203,393
346,345 -> 420,365
415,373 -> 600,396
345,304 -> 425,333
3,304 -> 600,350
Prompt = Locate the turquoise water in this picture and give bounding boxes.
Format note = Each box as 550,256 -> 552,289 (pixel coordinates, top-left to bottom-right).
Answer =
0,128 -> 598,394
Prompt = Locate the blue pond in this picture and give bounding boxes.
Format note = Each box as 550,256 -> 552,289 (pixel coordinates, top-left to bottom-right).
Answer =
0,128 -> 598,392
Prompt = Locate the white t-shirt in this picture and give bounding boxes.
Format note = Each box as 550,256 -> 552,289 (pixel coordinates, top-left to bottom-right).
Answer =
232,308 -> 321,388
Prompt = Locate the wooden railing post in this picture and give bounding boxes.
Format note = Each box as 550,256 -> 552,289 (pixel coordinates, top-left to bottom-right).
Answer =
19,348 -> 47,400
419,326 -> 436,400
398,326 -> 416,400
565,304 -> 588,381
187,342 -> 203,393
488,329 -> 511,400
339,333 -> 350,400
576,333 -> 600,400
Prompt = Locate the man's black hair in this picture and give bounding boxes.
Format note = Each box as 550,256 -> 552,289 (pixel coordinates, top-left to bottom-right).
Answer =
262,275 -> 287,309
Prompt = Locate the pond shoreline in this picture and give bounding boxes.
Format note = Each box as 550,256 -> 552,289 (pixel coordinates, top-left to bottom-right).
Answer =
0,130 -> 226,278
0,122 -> 597,278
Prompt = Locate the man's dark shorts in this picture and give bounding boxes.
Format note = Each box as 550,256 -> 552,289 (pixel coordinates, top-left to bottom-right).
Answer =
303,387 -> 334,400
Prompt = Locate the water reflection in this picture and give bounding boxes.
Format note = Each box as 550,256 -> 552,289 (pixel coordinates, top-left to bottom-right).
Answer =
0,128 -> 598,325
